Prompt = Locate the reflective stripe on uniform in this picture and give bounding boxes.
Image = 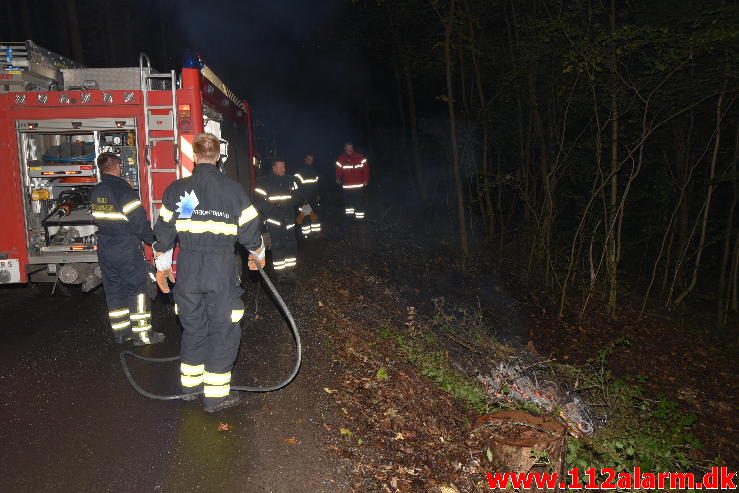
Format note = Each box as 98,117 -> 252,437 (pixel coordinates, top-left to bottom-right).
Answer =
181,363 -> 204,386
92,211 -> 128,221
159,205 -> 174,222
181,362 -> 204,375
204,371 -> 231,386
132,324 -> 152,333
111,320 -> 131,330
204,384 -> 230,398
254,188 -> 268,196
239,205 -> 258,226
181,374 -> 203,387
231,309 -> 244,323
343,183 -> 364,189
266,218 -> 281,226
204,371 -> 231,396
286,223 -> 295,230
174,304 -> 179,315
176,219 -> 237,235
130,313 -> 151,321
296,173 -> 317,184
335,161 -> 343,168
109,308 -> 130,319
268,195 -> 292,202
122,200 -> 142,215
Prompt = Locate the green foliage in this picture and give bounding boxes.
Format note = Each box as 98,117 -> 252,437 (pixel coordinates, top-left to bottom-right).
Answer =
381,326 -> 491,413
567,385 -> 701,474
558,342 -> 702,474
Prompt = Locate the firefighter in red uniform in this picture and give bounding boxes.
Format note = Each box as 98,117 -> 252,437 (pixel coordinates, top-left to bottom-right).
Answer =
335,142 -> 369,221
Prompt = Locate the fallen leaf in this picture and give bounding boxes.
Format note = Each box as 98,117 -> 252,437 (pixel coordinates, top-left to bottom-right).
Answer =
217,422 -> 231,432
323,387 -> 337,394
285,437 -> 298,445
340,427 -> 354,438
318,300 -> 324,307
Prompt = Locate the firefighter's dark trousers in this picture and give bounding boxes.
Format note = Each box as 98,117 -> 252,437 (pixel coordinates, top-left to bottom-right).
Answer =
266,211 -> 298,272
98,236 -> 151,339
174,249 -> 245,405
297,205 -> 321,238
342,187 -> 366,220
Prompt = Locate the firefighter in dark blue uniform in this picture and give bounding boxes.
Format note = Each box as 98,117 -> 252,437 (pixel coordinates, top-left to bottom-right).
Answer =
254,159 -> 301,276
294,152 -> 321,238
153,133 -> 265,413
90,152 -> 165,345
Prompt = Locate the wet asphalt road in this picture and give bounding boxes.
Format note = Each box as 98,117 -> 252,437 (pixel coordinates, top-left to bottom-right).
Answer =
0,267 -> 344,492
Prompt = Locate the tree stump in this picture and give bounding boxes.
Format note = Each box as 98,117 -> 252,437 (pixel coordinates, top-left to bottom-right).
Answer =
475,410 -> 567,481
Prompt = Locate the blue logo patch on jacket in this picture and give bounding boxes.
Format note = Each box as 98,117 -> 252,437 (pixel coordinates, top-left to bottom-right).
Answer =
176,190 -> 200,219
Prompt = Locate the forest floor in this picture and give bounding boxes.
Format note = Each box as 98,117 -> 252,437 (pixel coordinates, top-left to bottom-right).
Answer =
266,205 -> 738,491
1,200 -> 735,492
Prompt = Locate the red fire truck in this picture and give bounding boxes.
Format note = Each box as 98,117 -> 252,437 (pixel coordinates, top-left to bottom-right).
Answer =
0,40 -> 257,290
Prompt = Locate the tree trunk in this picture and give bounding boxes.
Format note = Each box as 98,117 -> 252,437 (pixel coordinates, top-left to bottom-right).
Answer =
66,0 -> 85,63
404,62 -> 427,204
466,3 -> 495,241
437,0 -> 469,258
674,88 -> 726,306
718,122 -> 739,324
606,0 -> 619,317
676,112 -> 695,289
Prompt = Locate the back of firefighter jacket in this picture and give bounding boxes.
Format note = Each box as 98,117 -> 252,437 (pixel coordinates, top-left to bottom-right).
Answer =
153,163 -> 262,257
90,174 -> 154,245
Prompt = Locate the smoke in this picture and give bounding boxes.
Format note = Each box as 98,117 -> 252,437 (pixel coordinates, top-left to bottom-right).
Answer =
170,0 -> 372,172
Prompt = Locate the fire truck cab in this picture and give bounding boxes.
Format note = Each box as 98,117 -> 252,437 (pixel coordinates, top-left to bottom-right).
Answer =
0,41 -> 256,290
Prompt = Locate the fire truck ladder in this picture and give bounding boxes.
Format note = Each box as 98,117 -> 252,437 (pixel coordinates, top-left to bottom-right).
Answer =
139,53 -> 179,226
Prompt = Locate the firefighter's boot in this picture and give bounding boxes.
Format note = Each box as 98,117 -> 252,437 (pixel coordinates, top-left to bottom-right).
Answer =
133,330 -> 166,346
204,392 -> 242,413
130,293 -> 164,345
180,385 -> 202,401
114,334 -> 135,344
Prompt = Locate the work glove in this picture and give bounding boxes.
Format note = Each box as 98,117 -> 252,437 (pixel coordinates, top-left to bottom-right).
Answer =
248,237 -> 267,271
302,203 -> 313,216
153,248 -> 175,293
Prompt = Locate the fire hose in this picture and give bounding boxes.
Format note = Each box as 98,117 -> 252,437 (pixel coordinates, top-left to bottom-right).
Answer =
119,260 -> 301,400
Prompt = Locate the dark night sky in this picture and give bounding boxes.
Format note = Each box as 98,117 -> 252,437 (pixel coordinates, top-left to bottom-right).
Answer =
169,0 -> 384,167
1,0 -> 395,171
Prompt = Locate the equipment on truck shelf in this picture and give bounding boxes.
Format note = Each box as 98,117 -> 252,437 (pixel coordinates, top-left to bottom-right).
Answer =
0,41 -> 257,289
